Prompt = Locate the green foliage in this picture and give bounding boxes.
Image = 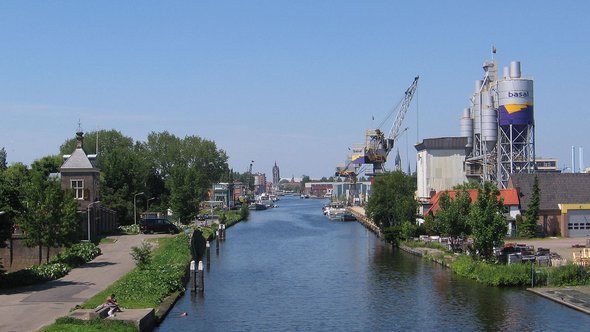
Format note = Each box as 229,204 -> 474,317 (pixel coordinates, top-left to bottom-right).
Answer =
521,175 -> 540,238
399,221 -> 419,241
50,242 -> 101,267
452,181 -> 481,190
403,240 -> 449,252
0,242 -> 101,288
467,182 -> 507,261
381,226 -> 402,245
436,190 -> 471,252
82,234 -> 191,309
240,204 -> 250,220
118,224 -> 140,234
18,169 -> 81,263
546,264 -> 590,286
423,213 -> 441,236
28,263 -> 70,280
130,241 -> 152,269
366,171 -> 417,234
451,255 -> 531,286
0,163 -> 29,249
0,147 -> 6,170
41,317 -> 137,332
452,255 -> 590,287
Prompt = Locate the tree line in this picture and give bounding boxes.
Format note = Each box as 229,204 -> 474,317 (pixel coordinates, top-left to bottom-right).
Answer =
0,130 -> 231,265
365,171 -> 534,261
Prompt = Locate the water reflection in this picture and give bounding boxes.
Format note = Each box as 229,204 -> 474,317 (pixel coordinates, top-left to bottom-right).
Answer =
156,196 -> 590,331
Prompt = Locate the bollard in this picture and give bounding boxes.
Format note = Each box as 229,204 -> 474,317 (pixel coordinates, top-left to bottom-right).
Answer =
216,230 -> 220,255
190,260 -> 196,292
196,260 -> 204,293
206,241 -> 211,269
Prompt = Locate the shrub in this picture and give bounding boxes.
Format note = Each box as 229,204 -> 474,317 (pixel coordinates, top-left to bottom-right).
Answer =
50,243 -> 101,268
118,224 -> 139,234
130,241 -> 152,269
29,263 -> 70,280
0,242 -> 101,289
82,234 -> 191,309
451,255 -> 531,286
240,204 -> 250,220
548,264 -> 590,286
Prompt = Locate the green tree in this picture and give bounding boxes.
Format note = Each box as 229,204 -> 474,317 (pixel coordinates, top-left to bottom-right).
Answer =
453,181 -> 481,190
0,163 -> 30,248
366,171 -> 417,242
0,147 -> 7,170
468,183 -> 507,261
31,155 -> 63,176
521,175 -> 540,238
20,172 -> 80,264
60,130 -> 146,224
437,190 -> 471,251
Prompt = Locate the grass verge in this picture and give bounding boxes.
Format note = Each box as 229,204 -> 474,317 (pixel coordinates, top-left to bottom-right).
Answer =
41,317 -> 136,332
80,234 -> 191,310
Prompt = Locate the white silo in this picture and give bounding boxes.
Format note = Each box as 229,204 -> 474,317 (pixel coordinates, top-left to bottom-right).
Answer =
460,107 -> 473,152
496,61 -> 535,186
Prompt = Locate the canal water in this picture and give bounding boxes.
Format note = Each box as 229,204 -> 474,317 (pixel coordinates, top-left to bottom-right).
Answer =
157,196 -> 590,331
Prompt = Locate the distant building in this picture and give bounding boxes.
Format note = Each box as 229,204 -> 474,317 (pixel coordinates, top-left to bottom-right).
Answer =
394,149 -> 402,172
508,173 -> 590,237
254,173 -> 266,194
534,158 -> 560,173
415,137 -> 468,199
272,162 -> 280,190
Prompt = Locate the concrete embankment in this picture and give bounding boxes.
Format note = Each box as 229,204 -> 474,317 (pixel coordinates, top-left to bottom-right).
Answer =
348,206 -> 381,237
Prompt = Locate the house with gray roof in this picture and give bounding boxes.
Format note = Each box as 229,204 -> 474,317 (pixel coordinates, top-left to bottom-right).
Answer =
60,131 -> 117,240
508,173 -> 590,237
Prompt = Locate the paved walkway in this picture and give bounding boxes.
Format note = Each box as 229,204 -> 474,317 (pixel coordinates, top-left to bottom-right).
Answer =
529,286 -> 590,314
0,234 -> 168,332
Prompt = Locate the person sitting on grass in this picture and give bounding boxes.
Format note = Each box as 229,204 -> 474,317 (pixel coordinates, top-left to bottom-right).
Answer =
106,294 -> 122,317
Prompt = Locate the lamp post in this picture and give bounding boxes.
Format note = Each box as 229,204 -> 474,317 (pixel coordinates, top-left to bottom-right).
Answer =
134,192 -> 144,225
147,197 -> 156,210
87,201 -> 100,242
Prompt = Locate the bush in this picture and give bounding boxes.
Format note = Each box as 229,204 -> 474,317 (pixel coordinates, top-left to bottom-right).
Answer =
400,221 -> 419,241
130,241 -> 152,269
29,263 -> 70,280
449,255 -> 590,287
547,264 -> 590,286
50,242 -> 101,268
451,255 -> 532,286
0,242 -> 101,289
82,234 -> 191,309
240,204 -> 250,220
118,224 -> 139,234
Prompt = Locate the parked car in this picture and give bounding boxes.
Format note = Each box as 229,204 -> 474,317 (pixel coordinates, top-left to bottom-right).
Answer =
139,218 -> 180,234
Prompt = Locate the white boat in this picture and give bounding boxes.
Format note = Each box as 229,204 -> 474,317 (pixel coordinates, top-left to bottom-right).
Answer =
324,202 -> 347,220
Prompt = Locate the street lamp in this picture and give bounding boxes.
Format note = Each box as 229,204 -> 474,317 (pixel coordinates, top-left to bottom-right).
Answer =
147,197 -> 156,210
134,192 -> 144,225
87,201 -> 100,242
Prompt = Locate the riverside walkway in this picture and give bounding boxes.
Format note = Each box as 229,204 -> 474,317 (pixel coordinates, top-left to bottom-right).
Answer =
0,234 -> 168,332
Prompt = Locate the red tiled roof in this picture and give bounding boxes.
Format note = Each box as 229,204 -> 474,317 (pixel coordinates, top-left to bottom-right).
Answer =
425,188 -> 520,216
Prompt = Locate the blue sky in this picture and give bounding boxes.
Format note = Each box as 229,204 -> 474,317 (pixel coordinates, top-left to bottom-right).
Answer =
1,1 -> 588,179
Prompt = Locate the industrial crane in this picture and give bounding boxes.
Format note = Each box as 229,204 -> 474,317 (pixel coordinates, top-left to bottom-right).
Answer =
358,76 -> 419,175
335,157 -> 363,205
